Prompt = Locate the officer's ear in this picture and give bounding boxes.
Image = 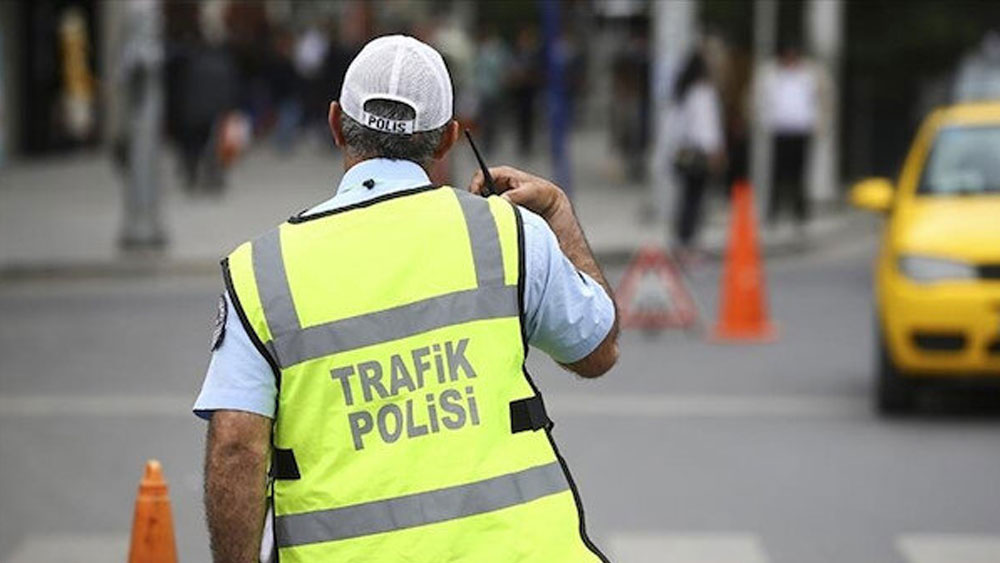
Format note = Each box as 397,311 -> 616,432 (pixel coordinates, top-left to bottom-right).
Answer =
432,120 -> 461,161
329,101 -> 346,148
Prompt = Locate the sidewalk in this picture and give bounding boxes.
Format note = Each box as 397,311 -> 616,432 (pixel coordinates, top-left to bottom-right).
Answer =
0,128 -> 865,278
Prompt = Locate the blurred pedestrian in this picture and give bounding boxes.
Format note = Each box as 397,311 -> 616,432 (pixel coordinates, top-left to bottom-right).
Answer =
173,13 -> 237,193
760,40 -> 818,228
510,26 -> 543,158
610,24 -> 650,182
472,25 -> 510,155
267,28 -> 302,154
561,29 -> 588,123
670,51 -> 725,262
428,16 -> 476,183
293,24 -> 330,144
58,7 -> 97,142
718,44 -> 752,190
315,34 -> 361,150
195,35 -> 618,563
0,26 -> 5,168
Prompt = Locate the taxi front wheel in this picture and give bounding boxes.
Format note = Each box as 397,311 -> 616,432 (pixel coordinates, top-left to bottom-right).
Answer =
877,334 -> 918,415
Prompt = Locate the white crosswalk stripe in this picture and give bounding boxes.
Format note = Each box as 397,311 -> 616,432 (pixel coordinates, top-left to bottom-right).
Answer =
608,533 -> 770,563
7,531 -> 1000,562
897,534 -> 1000,563
609,532 -> 1000,563
6,534 -> 128,563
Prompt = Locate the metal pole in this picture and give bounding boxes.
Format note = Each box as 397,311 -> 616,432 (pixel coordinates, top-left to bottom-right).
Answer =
119,0 -> 166,250
750,0 -> 777,215
649,0 -> 696,230
805,0 -> 843,205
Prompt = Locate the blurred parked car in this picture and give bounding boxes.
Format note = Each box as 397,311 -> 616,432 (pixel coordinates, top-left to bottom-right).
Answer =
851,102 -> 1000,414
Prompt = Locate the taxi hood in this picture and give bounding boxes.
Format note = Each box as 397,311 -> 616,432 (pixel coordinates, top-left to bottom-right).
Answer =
894,196 -> 1000,263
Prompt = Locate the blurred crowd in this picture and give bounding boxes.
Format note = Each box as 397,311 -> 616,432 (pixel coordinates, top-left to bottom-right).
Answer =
161,2 -> 592,193
661,34 -> 837,261
160,0 -> 837,258
10,1 -> 997,258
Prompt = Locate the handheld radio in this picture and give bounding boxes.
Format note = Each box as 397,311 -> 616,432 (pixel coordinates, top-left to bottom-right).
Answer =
464,129 -> 496,197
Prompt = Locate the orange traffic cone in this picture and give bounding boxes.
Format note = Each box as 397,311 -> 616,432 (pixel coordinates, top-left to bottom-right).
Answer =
712,180 -> 777,341
128,460 -> 178,563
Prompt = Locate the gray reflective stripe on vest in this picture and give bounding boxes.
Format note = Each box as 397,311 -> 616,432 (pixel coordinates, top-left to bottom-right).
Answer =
253,228 -> 301,338
272,284 -> 517,368
454,191 -> 505,287
252,189 -> 516,368
275,461 -> 568,548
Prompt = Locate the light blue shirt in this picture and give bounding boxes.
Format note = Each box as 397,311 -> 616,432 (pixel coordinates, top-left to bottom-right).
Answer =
194,159 -> 615,419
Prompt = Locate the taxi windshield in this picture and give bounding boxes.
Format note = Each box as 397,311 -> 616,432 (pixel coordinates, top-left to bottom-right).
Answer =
918,125 -> 1000,195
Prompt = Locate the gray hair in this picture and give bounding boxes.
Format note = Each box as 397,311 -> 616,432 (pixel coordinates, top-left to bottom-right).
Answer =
341,99 -> 448,167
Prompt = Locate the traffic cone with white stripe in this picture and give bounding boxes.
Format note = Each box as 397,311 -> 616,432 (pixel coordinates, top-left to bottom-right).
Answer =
127,460 -> 178,563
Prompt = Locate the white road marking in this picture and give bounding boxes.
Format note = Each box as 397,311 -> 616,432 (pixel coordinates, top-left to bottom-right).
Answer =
609,532 -> 770,563
6,534 -> 129,563
898,534 -> 1000,563
0,393 -> 860,418
5,529 -> 998,563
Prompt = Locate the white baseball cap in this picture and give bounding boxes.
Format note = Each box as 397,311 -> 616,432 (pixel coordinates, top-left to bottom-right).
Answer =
339,35 -> 454,135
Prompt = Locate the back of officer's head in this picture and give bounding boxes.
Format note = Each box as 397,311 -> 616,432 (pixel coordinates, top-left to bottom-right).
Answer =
337,35 -> 454,168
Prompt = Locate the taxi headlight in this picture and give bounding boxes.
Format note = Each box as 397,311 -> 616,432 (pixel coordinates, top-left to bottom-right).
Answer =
898,255 -> 976,283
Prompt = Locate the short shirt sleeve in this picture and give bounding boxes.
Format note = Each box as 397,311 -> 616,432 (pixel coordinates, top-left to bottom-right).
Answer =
520,208 -> 615,364
193,291 -> 277,420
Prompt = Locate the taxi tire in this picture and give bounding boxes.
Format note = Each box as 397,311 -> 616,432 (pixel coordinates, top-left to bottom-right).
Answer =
877,337 -> 917,415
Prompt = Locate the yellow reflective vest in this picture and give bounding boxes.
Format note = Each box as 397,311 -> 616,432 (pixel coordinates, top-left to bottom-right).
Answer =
224,185 -> 608,562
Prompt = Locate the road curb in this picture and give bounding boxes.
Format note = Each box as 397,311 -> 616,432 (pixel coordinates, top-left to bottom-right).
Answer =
0,212 -> 874,281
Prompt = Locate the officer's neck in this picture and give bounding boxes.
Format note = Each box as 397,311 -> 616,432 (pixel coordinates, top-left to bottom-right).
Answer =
342,154 -> 429,175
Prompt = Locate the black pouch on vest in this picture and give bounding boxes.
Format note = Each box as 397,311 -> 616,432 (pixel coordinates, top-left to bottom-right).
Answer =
509,396 -> 553,433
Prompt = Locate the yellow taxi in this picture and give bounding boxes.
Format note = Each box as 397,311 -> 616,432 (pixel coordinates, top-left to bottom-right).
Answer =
851,102 -> 1000,413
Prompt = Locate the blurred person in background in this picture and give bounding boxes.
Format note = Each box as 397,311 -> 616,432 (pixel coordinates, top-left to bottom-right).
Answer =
510,26 -> 543,158
196,35 -> 618,563
472,24 -> 510,156
760,40 -> 818,231
172,4 -> 237,193
670,50 -> 725,264
0,24 -> 5,168
267,27 -> 302,154
428,15 -> 475,183
225,1 -> 273,139
610,24 -> 650,182
432,16 -> 475,125
294,23 -> 331,141
315,32 -> 363,150
561,28 -> 588,125
58,7 -> 97,143
718,42 -> 752,190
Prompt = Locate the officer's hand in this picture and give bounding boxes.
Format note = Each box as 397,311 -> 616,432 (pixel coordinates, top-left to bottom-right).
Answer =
468,166 -> 568,220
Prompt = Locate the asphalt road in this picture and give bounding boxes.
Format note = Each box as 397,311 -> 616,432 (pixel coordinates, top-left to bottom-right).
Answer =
2,234 -> 999,563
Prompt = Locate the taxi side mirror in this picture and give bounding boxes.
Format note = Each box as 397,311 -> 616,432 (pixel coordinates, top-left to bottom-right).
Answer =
849,178 -> 894,213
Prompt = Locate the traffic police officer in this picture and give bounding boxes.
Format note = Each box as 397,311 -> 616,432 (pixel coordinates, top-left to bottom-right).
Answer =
194,35 -> 619,563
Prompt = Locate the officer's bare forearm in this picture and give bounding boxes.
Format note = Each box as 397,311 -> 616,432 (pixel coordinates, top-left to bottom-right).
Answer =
543,194 -> 620,377
542,193 -> 612,301
205,410 -> 271,563
468,166 -> 619,376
